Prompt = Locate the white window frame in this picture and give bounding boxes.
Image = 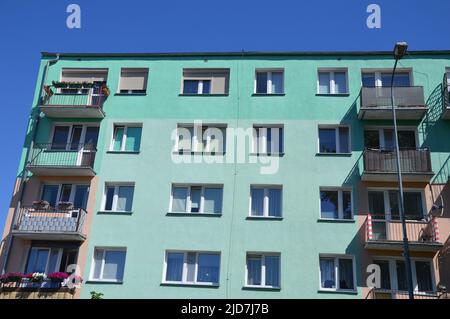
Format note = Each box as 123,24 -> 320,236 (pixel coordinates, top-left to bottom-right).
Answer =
162,250 -> 221,286
25,247 -> 63,274
361,69 -> 413,87
245,252 -> 281,289
40,183 -> 90,206
49,123 -> 100,151
317,125 -> 351,154
117,67 -> 149,94
176,124 -> 226,154
102,183 -> 135,212
364,126 -> 418,150
254,69 -> 284,94
373,256 -> 436,294
169,184 -> 223,214
89,247 -> 127,283
319,187 -> 353,220
317,68 -> 349,94
249,185 -> 283,218
319,254 -> 356,292
366,187 -> 426,221
109,123 -> 143,152
252,125 -> 284,154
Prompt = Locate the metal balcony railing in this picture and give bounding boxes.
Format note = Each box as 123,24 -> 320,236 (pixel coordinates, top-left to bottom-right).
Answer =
366,288 -> 441,299
361,86 -> 426,109
443,73 -> 450,110
28,143 -> 96,169
363,148 -> 432,174
42,83 -> 109,108
366,214 -> 440,244
13,206 -> 87,235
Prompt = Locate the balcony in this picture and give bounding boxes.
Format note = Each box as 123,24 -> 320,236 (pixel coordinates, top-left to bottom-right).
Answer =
442,74 -> 450,119
366,288 -> 442,299
39,83 -> 109,119
12,206 -> 87,241
365,214 -> 442,252
27,143 -> 96,177
362,148 -> 434,182
358,86 -> 428,120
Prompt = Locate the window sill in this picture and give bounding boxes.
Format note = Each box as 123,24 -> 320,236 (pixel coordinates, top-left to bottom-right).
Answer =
166,212 -> 222,217
316,93 -> 350,97
252,93 -> 285,96
317,218 -> 355,223
178,93 -> 229,97
85,280 -> 124,285
249,153 -> 285,157
246,216 -> 283,221
315,153 -> 352,157
161,282 -> 219,288
172,151 -> 226,156
242,285 -> 281,291
98,211 -> 133,215
114,93 -> 147,96
318,289 -> 357,295
107,151 -> 141,154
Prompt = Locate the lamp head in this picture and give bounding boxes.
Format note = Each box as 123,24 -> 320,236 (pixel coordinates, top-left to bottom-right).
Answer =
394,42 -> 408,60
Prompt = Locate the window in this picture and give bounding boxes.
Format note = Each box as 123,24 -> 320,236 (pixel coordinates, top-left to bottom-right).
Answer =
41,184 -> 89,209
318,126 -> 350,154
368,189 -> 424,222
50,125 -> 99,150
176,124 -> 226,154
103,184 -> 135,212
362,71 -> 411,87
250,186 -> 282,218
246,253 -> 280,288
164,251 -> 220,285
91,248 -> 126,282
170,185 -> 223,214
111,124 -> 142,152
182,69 -> 229,95
119,68 -> 148,94
60,68 -> 108,94
320,188 -> 352,220
25,247 -> 62,274
319,255 -> 355,291
255,70 -> 284,94
318,69 -> 348,94
364,128 -> 416,150
252,126 -> 283,154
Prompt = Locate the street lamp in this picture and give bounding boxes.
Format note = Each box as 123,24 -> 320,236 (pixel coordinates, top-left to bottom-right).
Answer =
391,42 -> 415,299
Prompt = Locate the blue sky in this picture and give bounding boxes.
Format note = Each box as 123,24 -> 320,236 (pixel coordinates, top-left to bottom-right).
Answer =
0,0 -> 449,231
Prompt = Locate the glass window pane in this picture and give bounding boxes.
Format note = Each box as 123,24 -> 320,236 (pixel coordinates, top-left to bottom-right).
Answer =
125,127 -> 142,152
256,72 -> 268,93
103,250 -> 126,281
374,260 -> 391,289
383,129 -> 395,150
368,191 -> 385,218
404,192 -> 423,220
396,261 -> 407,291
364,130 -> 380,149
362,73 -> 376,87
271,72 -> 283,94
84,127 -> 99,148
26,249 -> 49,274
93,249 -> 103,279
73,185 -> 89,209
342,191 -> 352,219
190,187 -> 201,213
113,126 -> 124,151
251,188 -> 264,216
104,186 -> 115,211
389,191 -> 400,220
172,187 -> 188,212
186,252 -> 196,283
41,185 -> 59,207
415,261 -> 433,292
183,80 -> 199,94
201,80 -> 211,94
197,253 -> 220,284
382,72 -> 410,87
268,188 -> 282,217
59,184 -> 72,203
265,256 -> 280,287
203,188 -> 223,214
166,253 -> 184,282
51,126 -> 70,149
318,72 -> 331,94
247,257 -> 262,286
47,249 -> 60,273
117,186 -> 134,212
338,259 -> 354,290
334,72 -> 347,93
398,131 -> 416,149
338,127 -> 350,153
320,191 -> 339,219
178,127 -> 193,152
267,127 -> 282,153
319,129 -> 336,153
69,126 -> 83,150
320,258 -> 336,288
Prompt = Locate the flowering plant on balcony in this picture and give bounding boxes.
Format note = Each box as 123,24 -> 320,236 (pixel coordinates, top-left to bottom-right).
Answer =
0,272 -> 25,283
26,272 -> 47,283
47,272 -> 69,283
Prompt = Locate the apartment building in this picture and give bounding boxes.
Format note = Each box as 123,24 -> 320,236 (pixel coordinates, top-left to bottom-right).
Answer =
0,51 -> 450,299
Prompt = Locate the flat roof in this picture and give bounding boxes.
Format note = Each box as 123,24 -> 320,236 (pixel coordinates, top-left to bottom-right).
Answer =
41,50 -> 450,58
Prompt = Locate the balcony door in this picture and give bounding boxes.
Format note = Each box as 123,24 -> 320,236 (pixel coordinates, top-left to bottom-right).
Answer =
41,184 -> 89,209
362,71 -> 411,87
364,128 -> 417,151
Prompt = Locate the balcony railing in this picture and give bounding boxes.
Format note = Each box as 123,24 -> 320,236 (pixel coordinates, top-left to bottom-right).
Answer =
362,148 -> 433,181
27,143 -> 96,176
12,206 -> 87,240
366,288 -> 441,299
359,86 -> 428,120
442,73 -> 450,119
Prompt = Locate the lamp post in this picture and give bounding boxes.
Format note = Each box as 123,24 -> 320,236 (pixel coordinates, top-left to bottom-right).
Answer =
391,42 -> 414,299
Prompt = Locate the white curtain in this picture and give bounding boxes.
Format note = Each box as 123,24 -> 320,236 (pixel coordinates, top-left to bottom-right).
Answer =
117,186 -> 134,212
320,258 -> 335,288
103,251 -> 126,281
265,256 -> 280,287
172,187 -> 188,212
268,188 -> 282,217
203,188 -> 223,214
251,188 -> 264,216
247,258 -> 262,285
166,253 -> 184,282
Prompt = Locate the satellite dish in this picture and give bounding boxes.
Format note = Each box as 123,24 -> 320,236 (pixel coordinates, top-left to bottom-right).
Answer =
430,194 -> 445,218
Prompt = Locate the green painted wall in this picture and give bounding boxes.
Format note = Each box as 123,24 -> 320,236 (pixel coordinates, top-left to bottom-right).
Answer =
17,53 -> 450,298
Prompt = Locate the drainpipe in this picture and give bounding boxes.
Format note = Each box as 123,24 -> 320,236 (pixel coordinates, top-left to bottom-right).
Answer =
1,54 -> 60,274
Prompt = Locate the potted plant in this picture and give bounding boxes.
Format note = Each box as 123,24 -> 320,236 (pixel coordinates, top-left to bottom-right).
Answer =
101,84 -> 110,97
47,272 -> 69,283
68,82 -> 82,89
82,82 -> 94,88
0,273 -> 24,287
52,81 -> 68,89
32,200 -> 49,210
57,201 -> 74,211
27,272 -> 46,283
